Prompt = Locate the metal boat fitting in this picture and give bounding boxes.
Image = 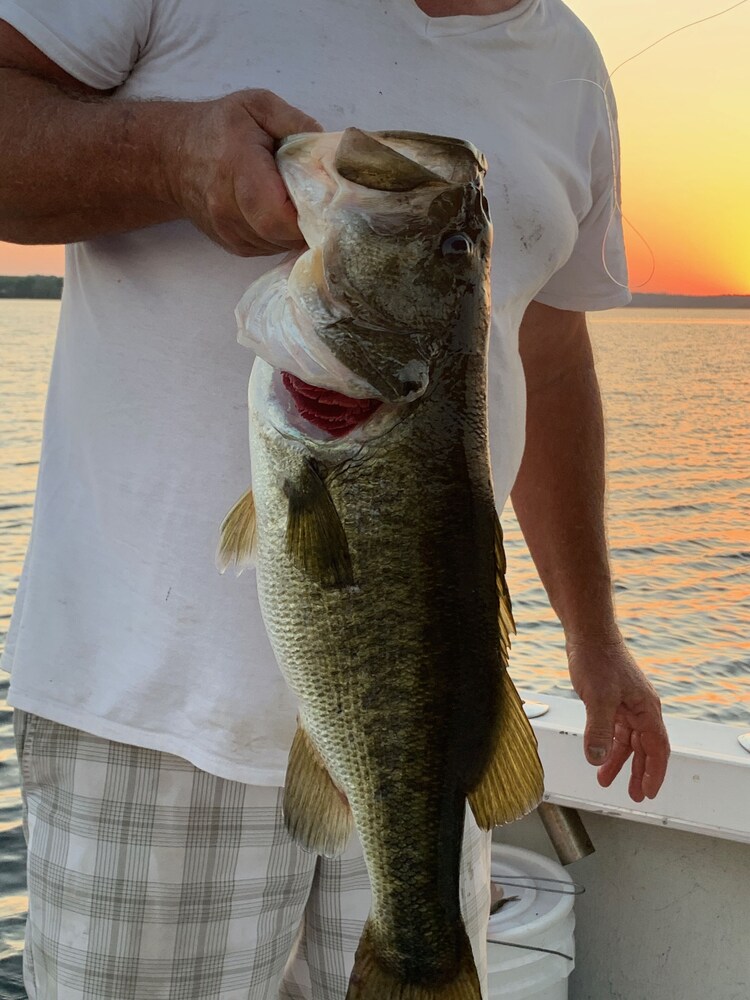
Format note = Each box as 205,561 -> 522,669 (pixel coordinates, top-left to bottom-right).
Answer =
538,802 -> 595,865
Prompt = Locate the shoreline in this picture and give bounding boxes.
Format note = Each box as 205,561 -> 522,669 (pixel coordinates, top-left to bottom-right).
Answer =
1,277 -> 750,308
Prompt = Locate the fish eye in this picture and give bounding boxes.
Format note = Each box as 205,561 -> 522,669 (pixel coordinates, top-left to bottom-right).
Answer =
441,233 -> 474,256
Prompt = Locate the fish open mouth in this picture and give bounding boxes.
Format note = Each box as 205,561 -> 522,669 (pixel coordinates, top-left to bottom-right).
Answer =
281,372 -> 383,438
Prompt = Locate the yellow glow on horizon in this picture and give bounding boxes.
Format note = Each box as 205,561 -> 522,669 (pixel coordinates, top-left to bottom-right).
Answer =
1,1 -> 749,293
568,0 -> 750,294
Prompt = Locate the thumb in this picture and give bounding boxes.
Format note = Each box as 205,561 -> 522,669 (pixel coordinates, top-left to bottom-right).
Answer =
239,89 -> 323,141
584,702 -> 616,765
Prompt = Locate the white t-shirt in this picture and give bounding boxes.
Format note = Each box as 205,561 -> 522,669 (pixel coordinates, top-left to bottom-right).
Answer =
1,0 -> 630,785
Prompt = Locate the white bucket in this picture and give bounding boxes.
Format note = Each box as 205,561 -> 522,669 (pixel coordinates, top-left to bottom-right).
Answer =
486,844 -> 576,1000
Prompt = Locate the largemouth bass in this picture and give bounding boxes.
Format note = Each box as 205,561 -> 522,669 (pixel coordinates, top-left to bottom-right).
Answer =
220,128 -> 544,1000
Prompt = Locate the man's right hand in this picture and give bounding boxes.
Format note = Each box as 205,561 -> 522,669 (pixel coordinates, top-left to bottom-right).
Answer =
167,89 -> 322,257
0,20 -> 321,253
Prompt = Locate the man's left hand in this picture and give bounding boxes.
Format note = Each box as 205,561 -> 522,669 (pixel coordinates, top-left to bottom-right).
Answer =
566,634 -> 670,802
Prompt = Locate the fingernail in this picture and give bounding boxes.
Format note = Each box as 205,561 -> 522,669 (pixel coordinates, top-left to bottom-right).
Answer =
589,747 -> 607,763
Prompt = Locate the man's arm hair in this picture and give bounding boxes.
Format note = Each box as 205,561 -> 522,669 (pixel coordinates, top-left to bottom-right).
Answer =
0,20 -> 186,243
0,20 -> 321,254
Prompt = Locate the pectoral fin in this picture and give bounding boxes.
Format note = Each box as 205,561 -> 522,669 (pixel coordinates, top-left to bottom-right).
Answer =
467,514 -> 543,829
216,487 -> 257,575
285,459 -> 354,587
284,724 -> 354,857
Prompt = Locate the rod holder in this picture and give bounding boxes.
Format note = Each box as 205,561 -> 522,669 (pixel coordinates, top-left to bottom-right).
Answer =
538,802 -> 595,865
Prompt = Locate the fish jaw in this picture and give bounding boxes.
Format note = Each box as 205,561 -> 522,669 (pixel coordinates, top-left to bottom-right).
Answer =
235,253 -> 378,399
236,253 -> 434,405
236,129 -> 492,405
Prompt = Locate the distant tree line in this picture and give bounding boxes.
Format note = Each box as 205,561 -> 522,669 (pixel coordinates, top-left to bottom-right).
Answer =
0,276 -> 747,308
630,292 -> 750,309
0,275 -> 63,299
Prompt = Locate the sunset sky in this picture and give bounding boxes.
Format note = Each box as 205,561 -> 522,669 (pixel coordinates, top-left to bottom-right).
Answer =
1,0 -> 748,294
570,0 -> 750,295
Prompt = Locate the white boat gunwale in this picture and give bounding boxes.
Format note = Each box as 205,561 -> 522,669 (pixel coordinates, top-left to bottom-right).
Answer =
518,689 -> 750,845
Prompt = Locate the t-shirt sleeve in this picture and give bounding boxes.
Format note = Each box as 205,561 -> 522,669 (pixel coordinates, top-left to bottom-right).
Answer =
534,84 -> 632,313
0,0 -> 153,89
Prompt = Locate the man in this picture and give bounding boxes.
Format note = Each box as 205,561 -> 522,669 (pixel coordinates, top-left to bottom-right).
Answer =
0,0 -> 670,996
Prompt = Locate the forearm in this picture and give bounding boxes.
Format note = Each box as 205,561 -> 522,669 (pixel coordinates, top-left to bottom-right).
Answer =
511,329 -> 618,643
0,60 -> 319,255
0,68 -> 188,243
512,304 -> 670,797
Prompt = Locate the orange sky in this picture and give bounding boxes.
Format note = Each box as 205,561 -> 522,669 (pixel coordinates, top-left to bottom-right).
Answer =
1,0 -> 749,294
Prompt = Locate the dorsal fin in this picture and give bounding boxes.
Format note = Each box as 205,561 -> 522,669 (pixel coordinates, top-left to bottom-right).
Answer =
467,513 -> 543,829
494,513 -> 516,662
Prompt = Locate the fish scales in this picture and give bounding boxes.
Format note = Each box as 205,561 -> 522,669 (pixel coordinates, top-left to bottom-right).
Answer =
222,128 -> 544,1000
251,360 -> 498,961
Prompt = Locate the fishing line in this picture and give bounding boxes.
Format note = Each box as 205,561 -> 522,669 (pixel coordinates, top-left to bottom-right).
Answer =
491,873 -> 586,896
558,74 -> 647,290
488,875 -> 584,962
488,940 -> 574,962
606,0 -> 749,90
562,0 -> 749,290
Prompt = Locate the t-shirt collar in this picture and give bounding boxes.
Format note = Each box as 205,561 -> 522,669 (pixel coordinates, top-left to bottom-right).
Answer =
403,0 -> 540,37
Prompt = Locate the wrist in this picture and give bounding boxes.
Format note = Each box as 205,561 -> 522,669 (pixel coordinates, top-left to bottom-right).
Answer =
134,100 -> 199,209
554,584 -> 619,651
564,621 -> 621,652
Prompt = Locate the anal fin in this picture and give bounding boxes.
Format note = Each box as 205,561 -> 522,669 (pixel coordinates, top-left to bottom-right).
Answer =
284,724 -> 354,857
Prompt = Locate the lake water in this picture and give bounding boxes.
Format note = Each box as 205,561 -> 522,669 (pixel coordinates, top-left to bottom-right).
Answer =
0,301 -> 748,993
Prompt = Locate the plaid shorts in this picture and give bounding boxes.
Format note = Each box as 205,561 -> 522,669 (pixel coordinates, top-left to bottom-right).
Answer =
14,711 -> 491,1000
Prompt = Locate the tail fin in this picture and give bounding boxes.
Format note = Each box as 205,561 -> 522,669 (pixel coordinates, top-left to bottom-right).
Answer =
346,919 -> 481,1000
